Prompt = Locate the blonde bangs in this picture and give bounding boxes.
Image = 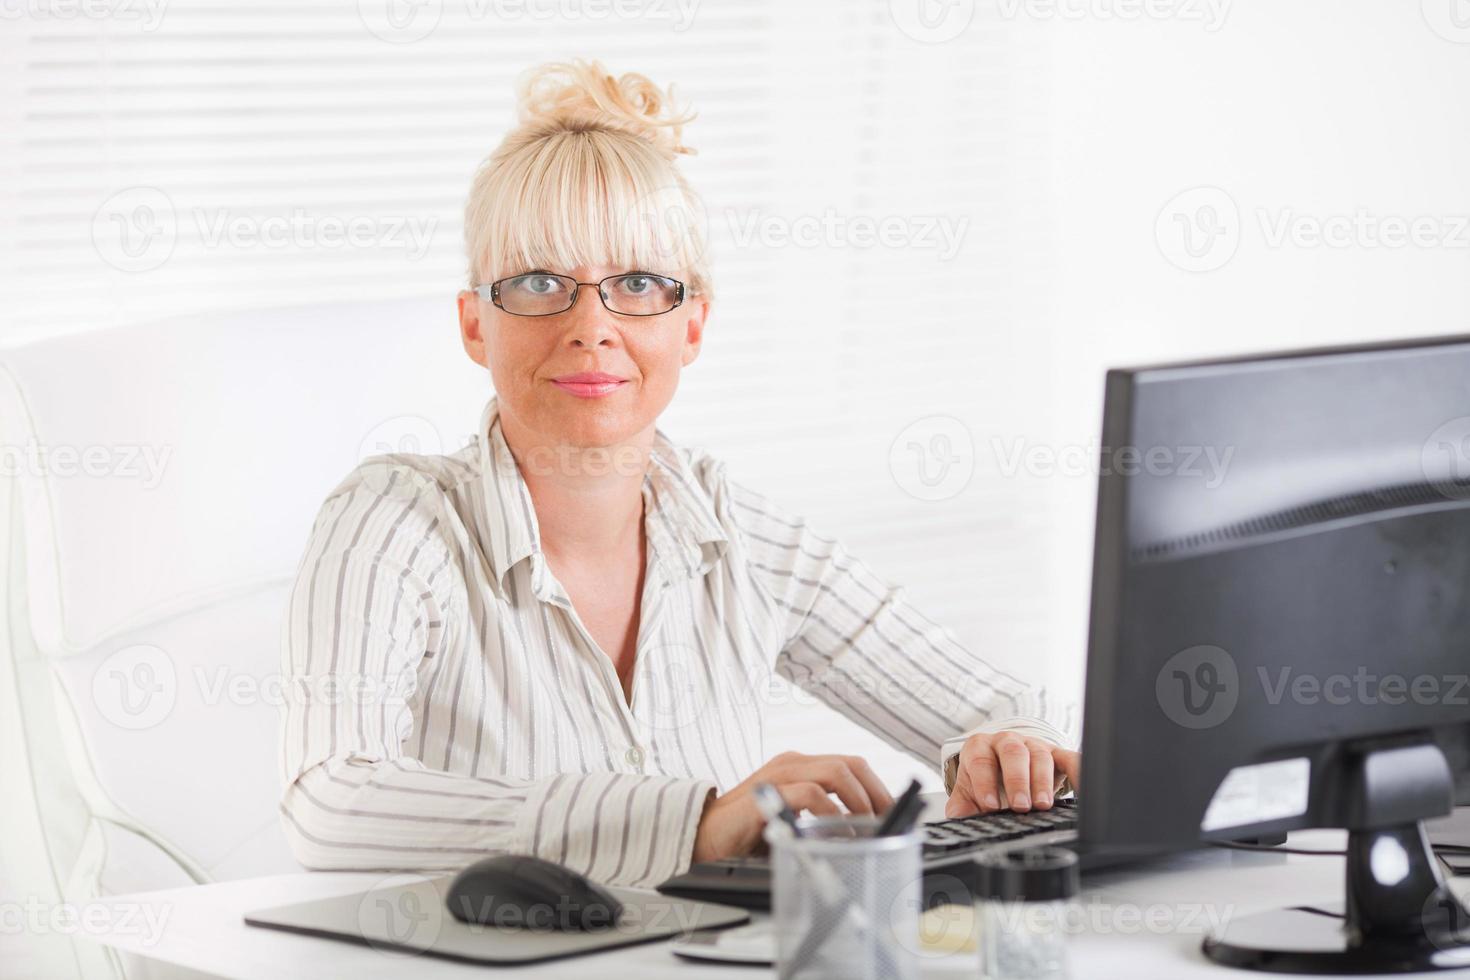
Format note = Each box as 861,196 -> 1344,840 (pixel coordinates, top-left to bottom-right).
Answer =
465,127 -> 710,297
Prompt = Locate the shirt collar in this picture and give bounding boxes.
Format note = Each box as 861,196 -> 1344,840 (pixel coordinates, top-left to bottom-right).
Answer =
476,395 -> 728,600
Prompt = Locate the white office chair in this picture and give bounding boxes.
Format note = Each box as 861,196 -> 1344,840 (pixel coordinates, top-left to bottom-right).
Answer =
0,296 -> 490,979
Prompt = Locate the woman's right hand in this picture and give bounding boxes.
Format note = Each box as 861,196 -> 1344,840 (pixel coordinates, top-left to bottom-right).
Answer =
690,751 -> 896,863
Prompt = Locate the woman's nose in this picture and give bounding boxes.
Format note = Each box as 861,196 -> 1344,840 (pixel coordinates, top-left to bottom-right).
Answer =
562,286 -> 618,347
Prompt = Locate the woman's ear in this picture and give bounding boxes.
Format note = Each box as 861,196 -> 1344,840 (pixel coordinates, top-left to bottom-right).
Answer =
458,290 -> 489,369
680,296 -> 710,367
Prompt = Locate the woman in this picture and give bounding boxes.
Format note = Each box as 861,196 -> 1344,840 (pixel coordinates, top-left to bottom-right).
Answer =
279,60 -> 1078,888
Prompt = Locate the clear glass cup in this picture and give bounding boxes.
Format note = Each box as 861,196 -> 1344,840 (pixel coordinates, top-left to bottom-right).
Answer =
974,847 -> 1079,980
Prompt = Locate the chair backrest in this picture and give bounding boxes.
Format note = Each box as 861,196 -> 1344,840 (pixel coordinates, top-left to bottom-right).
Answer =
0,296 -> 490,965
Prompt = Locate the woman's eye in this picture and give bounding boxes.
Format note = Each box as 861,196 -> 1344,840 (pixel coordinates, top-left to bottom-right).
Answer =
508,275 -> 561,295
620,276 -> 651,294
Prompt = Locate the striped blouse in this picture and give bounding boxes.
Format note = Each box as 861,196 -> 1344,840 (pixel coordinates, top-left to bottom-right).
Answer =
278,395 -> 1072,888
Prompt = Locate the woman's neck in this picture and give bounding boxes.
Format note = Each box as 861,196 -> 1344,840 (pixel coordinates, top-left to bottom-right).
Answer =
498,411 -> 652,560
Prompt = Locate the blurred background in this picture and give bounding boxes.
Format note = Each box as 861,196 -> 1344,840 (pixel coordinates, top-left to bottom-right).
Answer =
3,1 -> 1469,973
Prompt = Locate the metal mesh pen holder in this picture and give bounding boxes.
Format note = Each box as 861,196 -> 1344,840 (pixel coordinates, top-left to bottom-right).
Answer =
765,815 -> 923,980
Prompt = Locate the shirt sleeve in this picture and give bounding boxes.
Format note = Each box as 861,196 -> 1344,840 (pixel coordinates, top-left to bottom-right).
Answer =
279,463 -> 714,888
723,476 -> 1077,789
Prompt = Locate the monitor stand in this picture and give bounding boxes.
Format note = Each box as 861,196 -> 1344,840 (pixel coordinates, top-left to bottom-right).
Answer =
1203,743 -> 1470,973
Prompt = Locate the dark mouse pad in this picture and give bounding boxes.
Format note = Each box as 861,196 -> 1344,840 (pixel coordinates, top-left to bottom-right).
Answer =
243,873 -> 749,966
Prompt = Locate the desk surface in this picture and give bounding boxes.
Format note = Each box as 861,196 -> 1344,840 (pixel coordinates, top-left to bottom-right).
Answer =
86,831 -> 1470,980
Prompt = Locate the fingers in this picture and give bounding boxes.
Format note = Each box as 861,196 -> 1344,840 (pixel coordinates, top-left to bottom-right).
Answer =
1053,748 -> 1082,794
993,733 -> 1033,811
960,735 -> 1003,812
944,763 -> 980,819
1028,741 -> 1056,809
781,781 -> 841,819
761,752 -> 890,817
818,759 -> 875,815
845,756 -> 895,814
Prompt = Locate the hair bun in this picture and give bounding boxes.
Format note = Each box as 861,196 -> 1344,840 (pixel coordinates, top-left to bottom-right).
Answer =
515,59 -> 696,159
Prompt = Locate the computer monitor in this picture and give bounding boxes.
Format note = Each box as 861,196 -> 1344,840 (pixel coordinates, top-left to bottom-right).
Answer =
1078,335 -> 1470,972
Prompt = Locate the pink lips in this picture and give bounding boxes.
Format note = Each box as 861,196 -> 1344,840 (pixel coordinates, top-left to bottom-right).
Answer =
550,371 -> 628,399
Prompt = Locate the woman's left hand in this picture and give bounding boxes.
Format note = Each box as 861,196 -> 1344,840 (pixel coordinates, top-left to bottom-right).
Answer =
944,731 -> 1081,818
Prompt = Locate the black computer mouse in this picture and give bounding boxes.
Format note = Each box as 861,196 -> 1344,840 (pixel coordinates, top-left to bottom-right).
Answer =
445,854 -> 624,931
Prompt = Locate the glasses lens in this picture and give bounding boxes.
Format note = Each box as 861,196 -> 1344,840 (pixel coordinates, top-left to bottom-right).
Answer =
498,274 -> 576,315
601,274 -> 680,316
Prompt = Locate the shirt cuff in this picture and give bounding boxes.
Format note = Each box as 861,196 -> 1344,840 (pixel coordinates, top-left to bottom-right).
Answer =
939,715 -> 1076,795
513,771 -> 717,889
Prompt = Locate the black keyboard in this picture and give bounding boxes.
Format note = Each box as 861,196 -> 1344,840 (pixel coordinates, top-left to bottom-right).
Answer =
658,800 -> 1080,910
919,797 -> 1079,855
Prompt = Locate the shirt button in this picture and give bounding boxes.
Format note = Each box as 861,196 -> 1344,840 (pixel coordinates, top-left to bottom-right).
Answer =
625,747 -> 644,767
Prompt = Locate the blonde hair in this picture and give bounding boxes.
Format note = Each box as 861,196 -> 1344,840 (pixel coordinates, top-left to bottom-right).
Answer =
463,59 -> 711,298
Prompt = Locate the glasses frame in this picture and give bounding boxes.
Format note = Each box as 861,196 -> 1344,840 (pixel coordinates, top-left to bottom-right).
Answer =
473,272 -> 685,318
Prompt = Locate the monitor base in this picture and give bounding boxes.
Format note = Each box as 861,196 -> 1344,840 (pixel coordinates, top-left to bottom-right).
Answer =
1205,744 -> 1470,974
1204,823 -> 1470,973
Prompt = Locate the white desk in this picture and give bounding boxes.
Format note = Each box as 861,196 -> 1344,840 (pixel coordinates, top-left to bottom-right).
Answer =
84,831 -> 1470,980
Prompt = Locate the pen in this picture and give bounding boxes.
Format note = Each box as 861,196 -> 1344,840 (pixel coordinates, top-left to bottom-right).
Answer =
876,778 -> 924,837
752,782 -> 804,838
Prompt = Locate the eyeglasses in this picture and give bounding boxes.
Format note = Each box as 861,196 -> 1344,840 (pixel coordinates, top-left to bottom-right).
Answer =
474,272 -> 685,318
